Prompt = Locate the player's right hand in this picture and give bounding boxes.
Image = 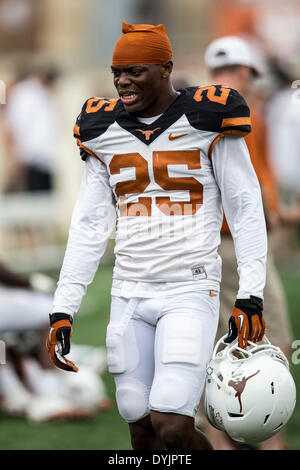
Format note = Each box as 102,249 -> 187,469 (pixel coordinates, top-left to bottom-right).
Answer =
46,313 -> 78,372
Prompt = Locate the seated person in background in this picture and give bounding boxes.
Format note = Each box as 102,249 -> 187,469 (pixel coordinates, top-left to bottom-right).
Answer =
0,261 -> 110,421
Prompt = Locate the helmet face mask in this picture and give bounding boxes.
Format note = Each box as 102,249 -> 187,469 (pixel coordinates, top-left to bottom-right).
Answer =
204,336 -> 296,444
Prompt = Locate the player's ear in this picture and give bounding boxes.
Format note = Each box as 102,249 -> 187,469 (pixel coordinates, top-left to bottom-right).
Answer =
161,61 -> 173,79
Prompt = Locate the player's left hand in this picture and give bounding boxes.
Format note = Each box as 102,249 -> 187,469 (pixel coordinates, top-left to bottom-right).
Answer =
46,313 -> 78,372
224,296 -> 265,349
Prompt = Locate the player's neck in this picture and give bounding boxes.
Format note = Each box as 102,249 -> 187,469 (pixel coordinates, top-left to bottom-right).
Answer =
134,86 -> 179,118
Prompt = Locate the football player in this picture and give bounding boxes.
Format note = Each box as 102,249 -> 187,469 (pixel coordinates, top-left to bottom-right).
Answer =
202,35 -> 294,450
47,23 -> 267,450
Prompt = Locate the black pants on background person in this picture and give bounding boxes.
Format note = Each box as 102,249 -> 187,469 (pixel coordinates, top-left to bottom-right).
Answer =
26,165 -> 53,192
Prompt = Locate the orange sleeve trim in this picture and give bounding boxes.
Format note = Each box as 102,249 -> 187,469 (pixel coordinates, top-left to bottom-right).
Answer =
76,139 -> 104,164
222,129 -> 248,137
208,133 -> 225,160
221,117 -> 251,128
73,124 -> 80,136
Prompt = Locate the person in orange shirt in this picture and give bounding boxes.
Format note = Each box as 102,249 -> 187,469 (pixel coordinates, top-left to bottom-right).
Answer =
201,36 -> 293,451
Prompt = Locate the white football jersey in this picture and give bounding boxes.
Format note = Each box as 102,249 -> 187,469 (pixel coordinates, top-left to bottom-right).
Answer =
52,86 -> 267,314
75,86 -> 251,283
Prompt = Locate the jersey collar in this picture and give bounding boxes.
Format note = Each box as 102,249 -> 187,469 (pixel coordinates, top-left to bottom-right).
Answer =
115,90 -> 186,145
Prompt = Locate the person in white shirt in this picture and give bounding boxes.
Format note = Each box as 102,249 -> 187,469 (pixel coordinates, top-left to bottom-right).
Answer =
4,69 -> 59,192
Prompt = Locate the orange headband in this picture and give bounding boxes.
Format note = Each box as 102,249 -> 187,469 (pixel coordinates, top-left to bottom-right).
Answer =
112,22 -> 172,66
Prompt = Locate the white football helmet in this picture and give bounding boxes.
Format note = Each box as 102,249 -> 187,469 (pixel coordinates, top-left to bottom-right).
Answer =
204,336 -> 296,444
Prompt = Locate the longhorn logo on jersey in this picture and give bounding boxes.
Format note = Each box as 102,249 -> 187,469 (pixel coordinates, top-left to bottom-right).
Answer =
136,128 -> 161,141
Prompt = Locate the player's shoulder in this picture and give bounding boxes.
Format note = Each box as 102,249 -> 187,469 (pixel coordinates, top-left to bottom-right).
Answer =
73,96 -> 120,143
181,85 -> 251,136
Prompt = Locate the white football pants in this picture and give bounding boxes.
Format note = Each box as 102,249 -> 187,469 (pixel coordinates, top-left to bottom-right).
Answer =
106,290 -> 219,423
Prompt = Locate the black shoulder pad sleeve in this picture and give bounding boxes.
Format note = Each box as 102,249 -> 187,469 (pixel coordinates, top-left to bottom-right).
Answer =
73,96 -> 119,143
183,85 -> 251,136
73,97 -> 119,161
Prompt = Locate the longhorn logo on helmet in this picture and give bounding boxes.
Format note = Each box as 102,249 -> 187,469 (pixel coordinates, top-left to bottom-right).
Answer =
228,370 -> 260,412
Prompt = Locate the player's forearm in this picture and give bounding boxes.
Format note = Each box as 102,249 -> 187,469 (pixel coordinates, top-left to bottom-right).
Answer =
52,231 -> 108,315
212,135 -> 267,299
236,250 -> 267,299
229,182 -> 267,299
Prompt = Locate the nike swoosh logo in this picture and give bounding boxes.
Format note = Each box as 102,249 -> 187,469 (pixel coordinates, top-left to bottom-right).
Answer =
61,331 -> 65,350
168,133 -> 187,141
49,327 -> 54,344
237,314 -> 244,332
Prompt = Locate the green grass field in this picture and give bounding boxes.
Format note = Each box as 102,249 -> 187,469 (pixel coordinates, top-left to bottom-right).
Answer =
0,265 -> 299,450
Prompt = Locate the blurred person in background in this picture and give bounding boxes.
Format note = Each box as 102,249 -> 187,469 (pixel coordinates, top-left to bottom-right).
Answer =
267,61 -> 300,202
0,260 -> 110,422
201,35 -> 294,450
47,22 -> 268,450
266,59 -> 300,260
2,67 -> 59,193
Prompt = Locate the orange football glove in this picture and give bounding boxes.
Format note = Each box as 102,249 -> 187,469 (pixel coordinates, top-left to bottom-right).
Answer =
46,313 -> 78,372
224,296 -> 266,349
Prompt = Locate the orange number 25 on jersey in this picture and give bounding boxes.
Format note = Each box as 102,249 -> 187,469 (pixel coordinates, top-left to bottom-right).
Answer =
109,150 -> 203,217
